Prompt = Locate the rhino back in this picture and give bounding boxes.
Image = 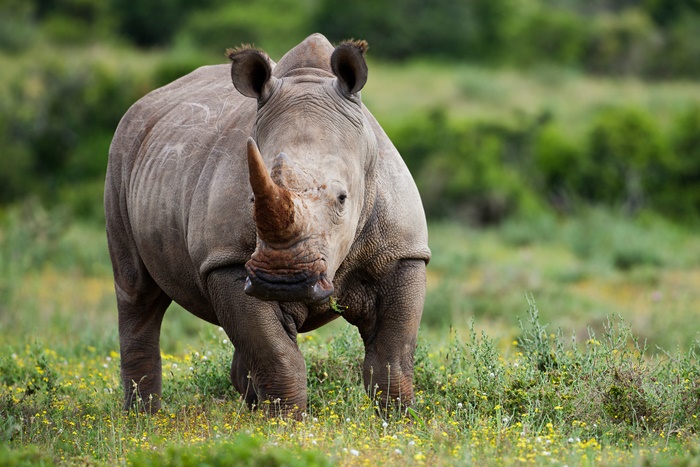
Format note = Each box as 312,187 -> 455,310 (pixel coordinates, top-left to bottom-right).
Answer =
106,64 -> 257,316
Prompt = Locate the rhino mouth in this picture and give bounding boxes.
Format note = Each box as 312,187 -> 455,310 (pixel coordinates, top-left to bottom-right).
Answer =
243,266 -> 334,303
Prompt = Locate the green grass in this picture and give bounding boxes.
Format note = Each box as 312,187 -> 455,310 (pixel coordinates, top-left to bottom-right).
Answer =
2,202 -> 700,465
364,60 -> 700,136
432,209 -> 700,349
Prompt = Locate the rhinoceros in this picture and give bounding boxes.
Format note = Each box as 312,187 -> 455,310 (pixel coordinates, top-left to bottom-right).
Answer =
104,33 -> 431,416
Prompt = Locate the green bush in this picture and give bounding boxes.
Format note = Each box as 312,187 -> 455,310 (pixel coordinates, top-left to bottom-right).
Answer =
0,47 -> 154,217
583,9 -> 660,76
653,13 -> 700,78
6,0 -> 700,80
129,433 -> 330,466
513,7 -> 588,67
313,0 -> 518,61
583,107 -> 669,212
109,0 -> 209,47
152,49 -> 215,90
0,444 -> 53,467
389,103 -> 700,223
390,110 -> 546,224
0,2 -> 37,53
532,124 -> 584,213
655,105 -> 700,219
176,0 -> 313,59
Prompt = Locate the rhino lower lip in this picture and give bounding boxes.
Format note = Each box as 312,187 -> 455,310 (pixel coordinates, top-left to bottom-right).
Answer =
243,275 -> 334,303
244,276 -> 254,294
311,277 -> 334,301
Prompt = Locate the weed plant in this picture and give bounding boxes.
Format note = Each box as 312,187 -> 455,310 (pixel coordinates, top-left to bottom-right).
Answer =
2,203 -> 700,465
2,294 -> 699,465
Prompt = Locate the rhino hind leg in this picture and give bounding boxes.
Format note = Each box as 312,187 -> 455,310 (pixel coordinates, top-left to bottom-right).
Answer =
117,289 -> 171,413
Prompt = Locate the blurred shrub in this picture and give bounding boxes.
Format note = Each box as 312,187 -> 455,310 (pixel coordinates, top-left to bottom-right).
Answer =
311,0 -> 700,79
583,9 -> 661,76
649,13 -> 700,78
514,7 -> 588,67
313,0 -> 519,61
532,124 -> 584,213
152,49 -> 215,89
5,0 -> 700,79
390,110 -> 544,224
0,48 -> 154,213
2,1 -> 700,226
583,107 -> 669,212
129,434 -> 330,466
645,0 -> 700,26
176,0 -> 314,58
390,103 -> 700,223
109,0 -> 210,47
0,1 -> 37,53
656,105 -> 700,219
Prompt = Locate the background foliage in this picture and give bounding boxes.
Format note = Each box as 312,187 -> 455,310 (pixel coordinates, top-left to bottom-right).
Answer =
2,0 -> 700,224
2,1 -> 700,465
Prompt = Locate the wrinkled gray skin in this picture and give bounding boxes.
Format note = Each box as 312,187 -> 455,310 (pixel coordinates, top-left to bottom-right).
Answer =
105,33 -> 431,416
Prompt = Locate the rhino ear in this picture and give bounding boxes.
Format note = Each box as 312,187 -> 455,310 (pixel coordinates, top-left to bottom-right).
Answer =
227,47 -> 276,101
331,40 -> 368,96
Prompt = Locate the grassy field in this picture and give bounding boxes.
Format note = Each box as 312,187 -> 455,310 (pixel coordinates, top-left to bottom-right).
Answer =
2,53 -> 700,465
1,200 -> 699,465
364,60 -> 700,134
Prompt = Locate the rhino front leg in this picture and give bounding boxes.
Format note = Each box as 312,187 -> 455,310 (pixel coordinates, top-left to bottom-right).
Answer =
230,349 -> 256,406
360,259 -> 426,410
208,267 -> 307,417
117,289 -> 171,413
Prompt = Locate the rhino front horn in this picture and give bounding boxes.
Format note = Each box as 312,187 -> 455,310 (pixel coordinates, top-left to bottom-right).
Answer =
247,137 -> 298,244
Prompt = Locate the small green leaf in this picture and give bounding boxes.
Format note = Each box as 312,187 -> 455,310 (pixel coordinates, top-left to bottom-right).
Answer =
406,407 -> 425,428
329,296 -> 348,314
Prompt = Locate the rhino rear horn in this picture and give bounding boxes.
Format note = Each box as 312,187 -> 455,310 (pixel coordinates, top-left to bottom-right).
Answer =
331,40 -> 368,96
246,138 -> 297,243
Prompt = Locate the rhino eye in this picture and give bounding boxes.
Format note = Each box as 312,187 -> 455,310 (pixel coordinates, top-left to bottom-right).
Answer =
337,192 -> 347,205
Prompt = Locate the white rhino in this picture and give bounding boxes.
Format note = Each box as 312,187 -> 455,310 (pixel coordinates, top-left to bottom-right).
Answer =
105,33 -> 430,416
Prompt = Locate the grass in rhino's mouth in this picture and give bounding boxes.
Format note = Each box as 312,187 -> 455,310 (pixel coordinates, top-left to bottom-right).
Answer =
329,296 -> 348,314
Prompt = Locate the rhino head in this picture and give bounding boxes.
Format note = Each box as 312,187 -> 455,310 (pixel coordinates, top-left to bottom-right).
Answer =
228,36 -> 375,304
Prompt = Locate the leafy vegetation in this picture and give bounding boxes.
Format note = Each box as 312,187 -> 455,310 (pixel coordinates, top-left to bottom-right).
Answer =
387,101 -> 700,224
2,1 -> 700,464
2,205 -> 700,465
2,0 -> 700,224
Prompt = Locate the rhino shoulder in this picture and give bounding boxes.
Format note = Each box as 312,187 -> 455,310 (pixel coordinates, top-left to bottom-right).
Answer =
360,113 -> 431,267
